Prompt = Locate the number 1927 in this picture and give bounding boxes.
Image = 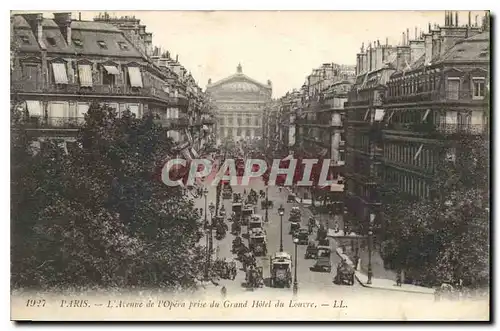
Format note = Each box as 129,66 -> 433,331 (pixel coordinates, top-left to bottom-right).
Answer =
26,299 -> 46,307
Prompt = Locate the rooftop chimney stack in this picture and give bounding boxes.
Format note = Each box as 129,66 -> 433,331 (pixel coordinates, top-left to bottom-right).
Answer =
53,12 -> 72,44
23,13 -> 45,49
468,11 -> 472,26
455,11 -> 459,27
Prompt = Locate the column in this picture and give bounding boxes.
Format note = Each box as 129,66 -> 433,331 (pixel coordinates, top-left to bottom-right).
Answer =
251,128 -> 255,138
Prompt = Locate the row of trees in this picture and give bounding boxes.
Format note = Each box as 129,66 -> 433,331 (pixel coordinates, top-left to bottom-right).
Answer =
380,134 -> 490,288
11,103 -> 210,290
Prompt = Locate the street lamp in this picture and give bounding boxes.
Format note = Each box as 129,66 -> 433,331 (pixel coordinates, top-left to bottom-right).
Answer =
265,186 -> 269,223
293,237 -> 299,296
278,205 -> 285,252
367,229 -> 373,285
203,187 -> 209,228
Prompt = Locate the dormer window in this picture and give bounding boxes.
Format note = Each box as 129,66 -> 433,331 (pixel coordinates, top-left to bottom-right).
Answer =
117,41 -> 129,50
19,35 -> 30,45
97,41 -> 107,49
46,37 -> 57,47
73,39 -> 83,47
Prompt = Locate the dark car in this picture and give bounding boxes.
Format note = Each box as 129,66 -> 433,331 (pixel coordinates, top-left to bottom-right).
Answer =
289,222 -> 300,235
294,228 -> 309,245
311,256 -> 332,273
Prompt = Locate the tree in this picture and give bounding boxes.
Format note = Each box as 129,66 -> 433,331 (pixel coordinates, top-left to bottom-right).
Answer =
11,103 -> 208,290
381,132 -> 489,287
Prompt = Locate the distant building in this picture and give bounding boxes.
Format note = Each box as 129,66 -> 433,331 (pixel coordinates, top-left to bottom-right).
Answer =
206,64 -> 272,144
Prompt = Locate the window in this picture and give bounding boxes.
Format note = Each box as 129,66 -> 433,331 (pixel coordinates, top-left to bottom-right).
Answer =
117,41 -> 129,50
73,39 -> 83,47
46,37 -> 57,47
97,41 -> 108,49
472,78 -> 485,100
103,71 -> 115,86
447,78 -> 460,100
246,117 -> 251,125
19,35 -> 30,45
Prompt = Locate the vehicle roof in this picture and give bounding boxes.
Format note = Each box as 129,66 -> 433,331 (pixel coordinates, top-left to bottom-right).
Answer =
272,251 -> 291,260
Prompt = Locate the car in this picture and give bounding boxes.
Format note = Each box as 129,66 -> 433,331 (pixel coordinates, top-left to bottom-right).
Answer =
294,228 -> 309,245
289,222 -> 300,235
311,256 -> 332,273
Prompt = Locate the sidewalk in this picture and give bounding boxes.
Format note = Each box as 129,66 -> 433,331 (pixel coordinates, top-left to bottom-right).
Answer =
287,186 -> 434,295
335,247 -> 435,295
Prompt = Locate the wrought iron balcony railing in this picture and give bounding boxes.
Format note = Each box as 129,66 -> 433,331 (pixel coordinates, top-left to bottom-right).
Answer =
22,117 -> 85,129
11,79 -> 189,106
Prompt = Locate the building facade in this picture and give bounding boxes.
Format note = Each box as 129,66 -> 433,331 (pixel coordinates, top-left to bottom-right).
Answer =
11,12 -> 215,156
206,64 -> 272,145
344,11 -> 490,236
293,63 -> 356,203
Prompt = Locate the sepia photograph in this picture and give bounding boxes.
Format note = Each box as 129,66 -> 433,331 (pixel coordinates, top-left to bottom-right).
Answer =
9,8 -> 491,321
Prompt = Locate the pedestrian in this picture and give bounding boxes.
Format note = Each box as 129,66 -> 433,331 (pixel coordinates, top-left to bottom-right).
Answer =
221,286 -> 227,298
396,270 -> 402,287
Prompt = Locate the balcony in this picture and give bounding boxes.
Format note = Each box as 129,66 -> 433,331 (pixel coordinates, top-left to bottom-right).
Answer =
22,117 -> 84,129
385,89 -> 487,104
437,123 -> 486,135
11,79 -> 188,106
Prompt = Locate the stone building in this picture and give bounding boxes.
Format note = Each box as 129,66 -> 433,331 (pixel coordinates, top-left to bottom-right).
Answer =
344,11 -> 490,235
10,12 -> 214,156
206,64 -> 272,144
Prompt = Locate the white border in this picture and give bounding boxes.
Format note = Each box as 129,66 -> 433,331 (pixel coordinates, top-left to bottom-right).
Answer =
2,1 -> 497,330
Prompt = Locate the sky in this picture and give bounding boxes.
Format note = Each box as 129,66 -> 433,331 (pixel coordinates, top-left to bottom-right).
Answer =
31,11 -> 487,98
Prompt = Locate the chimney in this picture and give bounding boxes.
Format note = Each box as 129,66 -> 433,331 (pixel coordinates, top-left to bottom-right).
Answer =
396,45 -> 411,71
53,12 -> 72,44
22,13 -> 45,48
144,32 -> 153,57
407,28 -> 410,44
424,33 -> 432,65
455,11 -> 459,27
138,25 -> 146,37
402,32 -> 406,46
409,39 -> 425,63
468,11 -> 472,26
431,29 -> 441,59
176,54 -> 179,62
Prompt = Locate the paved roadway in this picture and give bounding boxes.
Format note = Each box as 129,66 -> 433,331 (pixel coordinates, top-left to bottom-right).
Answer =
194,170 -> 434,303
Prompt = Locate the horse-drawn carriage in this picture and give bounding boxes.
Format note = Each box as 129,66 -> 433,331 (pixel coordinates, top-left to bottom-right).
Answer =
215,223 -> 227,240
246,189 -> 258,205
289,207 -> 301,222
305,241 -> 318,259
261,199 -> 274,210
269,252 -> 292,288
334,261 -> 355,285
245,266 -> 264,289
289,221 -> 301,235
249,229 -> 267,256
222,185 -> 233,199
214,259 -> 237,280
231,221 -> 241,236
232,202 -> 243,222
241,205 -> 255,226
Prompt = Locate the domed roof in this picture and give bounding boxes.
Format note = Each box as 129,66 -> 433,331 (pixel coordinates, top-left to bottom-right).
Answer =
221,81 -> 261,93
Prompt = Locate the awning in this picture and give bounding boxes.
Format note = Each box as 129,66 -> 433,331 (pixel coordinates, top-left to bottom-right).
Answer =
103,65 -> 120,75
374,109 -> 385,122
26,100 -> 43,117
78,64 -> 93,87
52,63 -> 68,84
77,103 -> 89,118
127,67 -> 143,87
128,104 -> 140,117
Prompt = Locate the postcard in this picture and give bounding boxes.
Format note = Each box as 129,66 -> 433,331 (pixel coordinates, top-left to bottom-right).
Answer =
10,10 -> 490,321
